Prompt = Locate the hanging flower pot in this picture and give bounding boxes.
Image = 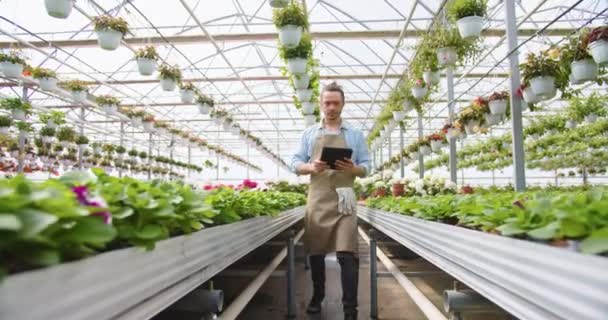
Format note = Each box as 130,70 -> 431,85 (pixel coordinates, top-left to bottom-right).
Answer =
11,110 -> 26,121
529,76 -> 555,99
447,127 -> 460,139
101,104 -> 118,115
60,141 -> 70,148
569,73 -> 585,86
0,62 -> 24,78
287,58 -> 307,74
304,114 -> 316,126
301,102 -> 315,115
180,89 -> 196,104
410,151 -> 420,160
142,121 -> 154,132
430,140 -> 443,152
96,29 -> 124,51
411,81 -> 428,99
588,39 -> 608,65
136,58 -> 156,76
585,113 -> 598,123
231,126 -> 241,135
297,89 -> 313,102
78,144 -> 88,152
402,99 -> 413,112
71,90 -> 88,103
292,73 -> 310,90
278,25 -> 303,48
437,47 -> 458,66
464,120 -> 479,135
484,113 -> 502,126
38,77 -> 58,91
160,78 -> 177,91
570,59 -> 598,82
222,121 -> 232,131
198,103 -> 212,115
522,86 -> 541,104
423,70 -> 440,85
131,116 -> 143,127
419,145 -> 431,156
269,0 -> 288,8
488,99 -> 508,115
565,119 -> 577,129
392,111 -> 406,122
456,16 -> 484,38
45,0 -> 75,19
213,117 -> 223,126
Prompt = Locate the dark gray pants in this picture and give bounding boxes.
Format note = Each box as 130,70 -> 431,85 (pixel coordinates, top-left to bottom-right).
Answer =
309,252 -> 359,313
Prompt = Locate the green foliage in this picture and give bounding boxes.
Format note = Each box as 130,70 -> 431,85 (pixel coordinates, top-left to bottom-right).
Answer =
95,95 -> 121,106
279,32 -> 313,60
0,98 -> 32,113
39,111 -> 66,126
56,127 -> 76,142
426,26 -> 483,66
565,92 -> 607,121
0,50 -> 27,65
15,121 -> 32,132
75,135 -> 89,145
139,151 -> 147,159
158,64 -> 182,82
39,126 -> 55,137
272,2 -> 308,28
31,67 -> 57,79
0,115 -> 11,127
93,15 -> 129,34
61,80 -> 88,92
195,93 -> 215,106
115,146 -> 126,154
134,46 -> 159,60
520,52 -> 569,95
179,81 -> 197,92
448,0 -> 488,21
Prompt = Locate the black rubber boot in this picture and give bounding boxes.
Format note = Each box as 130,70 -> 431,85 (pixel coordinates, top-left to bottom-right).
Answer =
337,252 -> 359,319
306,254 -> 326,314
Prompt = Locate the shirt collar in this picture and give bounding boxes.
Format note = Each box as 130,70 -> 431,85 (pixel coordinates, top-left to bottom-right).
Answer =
316,119 -> 351,131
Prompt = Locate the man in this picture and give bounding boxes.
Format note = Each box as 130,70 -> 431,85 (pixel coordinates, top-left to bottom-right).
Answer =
290,82 -> 371,320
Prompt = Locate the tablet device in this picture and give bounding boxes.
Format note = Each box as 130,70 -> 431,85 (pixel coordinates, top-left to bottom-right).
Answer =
320,147 -> 353,169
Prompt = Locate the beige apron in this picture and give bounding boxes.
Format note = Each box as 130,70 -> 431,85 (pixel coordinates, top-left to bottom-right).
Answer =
304,132 -> 358,256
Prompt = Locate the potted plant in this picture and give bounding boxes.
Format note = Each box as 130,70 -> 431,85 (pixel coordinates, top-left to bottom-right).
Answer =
40,126 -> 56,144
115,145 -> 126,159
158,64 -> 182,91
0,50 -> 27,78
93,15 -> 129,51
429,133 -> 447,152
279,33 -> 312,74
62,80 -> 88,102
95,95 -> 121,114
587,26 -> 608,64
127,110 -> 146,127
411,79 -> 428,99
459,103 -> 484,135
44,0 -> 76,19
373,181 -> 387,197
179,82 -> 197,103
427,26 -> 482,68
292,73 -> 310,90
561,31 -> 598,83
90,142 -> 102,154
1,97 -> 32,121
488,91 -> 509,115
142,114 -> 155,132
269,0 -> 288,8
520,52 -> 561,100
193,93 -> 213,115
516,83 -> 541,105
0,115 -> 11,135
418,138 -> 432,156
139,151 -> 148,160
566,93 -> 606,124
296,88 -> 313,102
448,0 -> 487,39
32,67 -> 58,91
273,1 -> 308,48
56,126 -> 76,147
444,123 -> 461,140
134,46 -> 159,76
75,135 -> 89,151
128,148 -> 138,161
15,121 -> 32,141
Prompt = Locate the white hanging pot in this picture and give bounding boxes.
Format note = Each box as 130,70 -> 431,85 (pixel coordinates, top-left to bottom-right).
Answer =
231,126 -> 240,135
213,117 -> 223,126
38,77 -> 58,91
402,99 -> 413,112
301,102 -> 315,115
136,58 -> 156,76
0,62 -> 23,78
522,86 -> 541,104
447,127 -> 460,139
222,121 -> 232,131
411,86 -> 427,99
410,151 -> 420,159
198,103 -> 212,115
292,73 -> 310,90
569,72 -> 585,86
78,144 -> 88,152
456,16 -> 484,38
278,25 -> 303,48
46,120 -> 57,129
11,110 -> 26,121
571,59 -> 598,82
142,121 -> 154,132
585,113 -> 598,123
464,120 -> 479,135
42,136 -> 54,144
430,140 -> 443,152
71,90 -> 88,103
304,115 -> 317,126
101,104 -> 118,115
18,131 -> 29,141
437,47 -> 458,67
287,58 -> 307,74
131,116 -> 143,127
60,141 -> 70,148
588,40 -> 608,65
565,119 -> 577,129
423,70 -> 440,85
297,89 -> 313,102
0,127 -> 10,135
160,78 -> 177,91
529,76 -> 555,99
180,89 -> 196,104
45,0 -> 75,19
392,111 -> 406,122
484,113 -> 502,126
420,146 -> 431,156
96,29 -> 123,51
489,99 -> 508,115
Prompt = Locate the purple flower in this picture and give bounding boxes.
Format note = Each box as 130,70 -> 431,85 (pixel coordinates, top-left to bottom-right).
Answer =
92,211 -> 112,224
72,185 -> 112,224
72,185 -> 89,204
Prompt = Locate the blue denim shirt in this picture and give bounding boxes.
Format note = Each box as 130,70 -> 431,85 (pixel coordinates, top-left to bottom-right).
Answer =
290,121 -> 371,176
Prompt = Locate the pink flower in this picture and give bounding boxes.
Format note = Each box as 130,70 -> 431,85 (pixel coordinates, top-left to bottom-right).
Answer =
203,185 -> 213,190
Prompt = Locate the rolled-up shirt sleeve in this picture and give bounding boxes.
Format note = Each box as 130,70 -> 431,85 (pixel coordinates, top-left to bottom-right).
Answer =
290,129 -> 310,174
354,131 -> 371,177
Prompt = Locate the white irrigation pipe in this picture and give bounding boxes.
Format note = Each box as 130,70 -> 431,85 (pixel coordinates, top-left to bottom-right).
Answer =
358,227 -> 447,320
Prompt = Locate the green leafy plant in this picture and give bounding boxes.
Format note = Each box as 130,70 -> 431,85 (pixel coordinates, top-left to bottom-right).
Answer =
134,46 -> 159,60
61,80 -> 88,92
279,32 -> 313,60
179,81 -> 197,91
195,93 -> 215,106
158,64 -> 182,82
426,26 -> 483,66
0,98 -> 32,114
31,67 -> 57,79
128,149 -> 138,157
56,127 -> 76,142
566,93 -> 608,121
115,146 -> 126,154
448,0 -> 488,21
15,121 -> 32,132
40,126 -> 55,137
0,50 -> 27,65
272,1 -> 308,28
95,95 -> 120,106
139,151 -> 147,159
0,115 -> 11,127
75,135 -> 89,145
93,15 -> 129,34
520,52 -> 567,87
39,111 -> 66,126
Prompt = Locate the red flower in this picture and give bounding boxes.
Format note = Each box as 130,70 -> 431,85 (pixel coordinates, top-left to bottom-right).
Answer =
461,185 -> 474,194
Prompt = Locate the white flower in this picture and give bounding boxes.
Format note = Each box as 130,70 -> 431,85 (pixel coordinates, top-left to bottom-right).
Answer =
414,179 -> 425,194
374,181 -> 386,188
382,169 -> 394,179
445,180 -> 457,190
389,177 -> 401,185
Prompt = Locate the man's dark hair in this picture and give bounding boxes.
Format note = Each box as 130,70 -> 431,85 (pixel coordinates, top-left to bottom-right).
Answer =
321,81 -> 345,102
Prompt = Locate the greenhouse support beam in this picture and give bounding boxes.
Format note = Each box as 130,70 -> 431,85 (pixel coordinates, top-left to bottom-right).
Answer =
119,121 -> 124,178
399,125 -> 405,178
417,112 -> 424,179
388,133 -> 392,167
0,28 -> 578,49
78,108 -> 85,170
446,68 -> 457,184
16,87 -> 28,174
504,0 -> 527,192
147,133 -> 152,180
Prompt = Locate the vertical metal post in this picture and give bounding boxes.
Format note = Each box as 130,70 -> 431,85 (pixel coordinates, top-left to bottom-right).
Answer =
399,124 -> 405,178
79,108 -> 85,170
147,133 -> 152,180
369,230 -> 378,319
379,141 -> 384,170
417,112 -> 424,178
388,131 -> 392,162
17,87 -> 28,174
286,230 -> 296,319
371,150 -> 376,173
446,68 -> 458,183
247,105 -> 251,179
505,0 -> 526,192
460,140 -> 465,185
119,121 -> 124,178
